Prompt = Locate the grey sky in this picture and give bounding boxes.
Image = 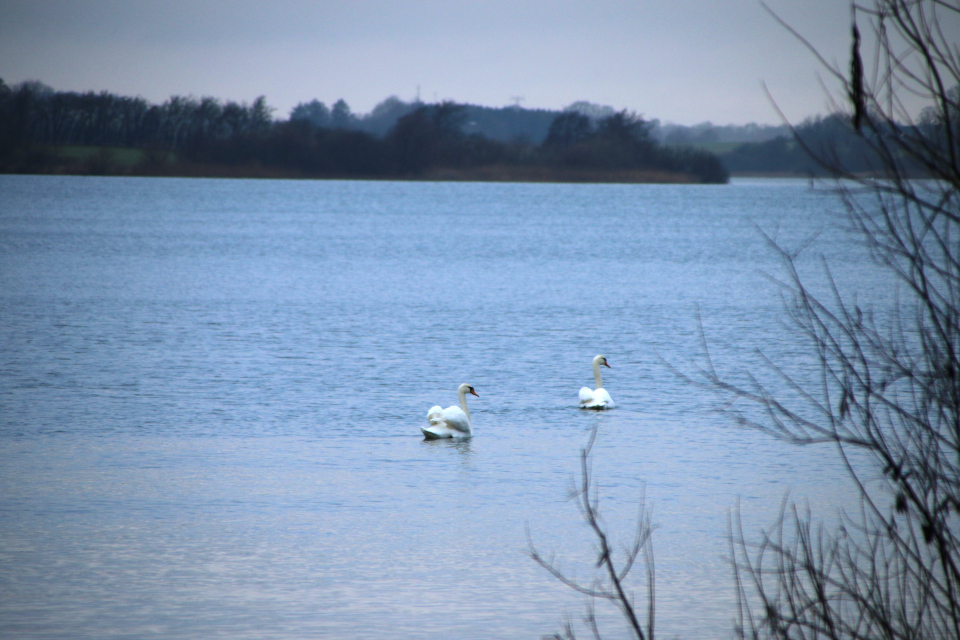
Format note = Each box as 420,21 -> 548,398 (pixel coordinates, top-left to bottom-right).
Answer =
1,1 -> 858,125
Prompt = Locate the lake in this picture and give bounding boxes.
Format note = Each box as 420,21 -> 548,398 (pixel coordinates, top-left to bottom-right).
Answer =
0,175 -> 879,639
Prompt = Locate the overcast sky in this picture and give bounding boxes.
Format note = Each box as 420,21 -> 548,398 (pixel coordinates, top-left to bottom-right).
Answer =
1,0 -> 861,125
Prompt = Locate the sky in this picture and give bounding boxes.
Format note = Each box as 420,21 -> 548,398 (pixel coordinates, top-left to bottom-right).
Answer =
0,0 -> 861,126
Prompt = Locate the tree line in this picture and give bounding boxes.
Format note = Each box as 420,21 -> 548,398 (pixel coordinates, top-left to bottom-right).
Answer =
717,112 -> 891,175
0,80 -> 728,183
709,100 -> 959,176
289,93 -> 945,179
0,80 -> 273,153
285,95 -> 958,178
4,78 -> 949,182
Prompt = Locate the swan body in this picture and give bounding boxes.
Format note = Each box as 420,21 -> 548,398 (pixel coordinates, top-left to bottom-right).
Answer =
422,383 -> 479,439
579,354 -> 615,410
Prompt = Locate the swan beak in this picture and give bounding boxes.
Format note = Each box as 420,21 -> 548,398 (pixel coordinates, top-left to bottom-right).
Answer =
603,360 -> 611,368
469,389 -> 479,397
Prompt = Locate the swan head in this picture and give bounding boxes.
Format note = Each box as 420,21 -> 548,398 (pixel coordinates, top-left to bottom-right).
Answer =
593,355 -> 611,369
458,383 -> 479,397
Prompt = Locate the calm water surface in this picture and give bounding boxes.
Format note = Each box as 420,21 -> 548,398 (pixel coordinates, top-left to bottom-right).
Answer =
0,175 -> 881,639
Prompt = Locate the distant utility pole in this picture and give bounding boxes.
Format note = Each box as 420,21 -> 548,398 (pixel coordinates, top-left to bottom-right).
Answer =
510,95 -> 525,107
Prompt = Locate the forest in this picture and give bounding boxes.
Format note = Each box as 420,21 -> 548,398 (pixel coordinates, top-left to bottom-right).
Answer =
0,80 -> 726,184
1,78 -> 938,183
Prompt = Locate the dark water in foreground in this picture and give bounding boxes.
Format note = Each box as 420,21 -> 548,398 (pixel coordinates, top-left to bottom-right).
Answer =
0,175 -> 881,639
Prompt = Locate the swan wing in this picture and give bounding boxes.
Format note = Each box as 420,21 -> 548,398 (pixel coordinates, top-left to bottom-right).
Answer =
579,387 -> 597,406
593,388 -> 615,408
440,405 -> 471,434
423,405 -> 471,438
580,387 -> 615,409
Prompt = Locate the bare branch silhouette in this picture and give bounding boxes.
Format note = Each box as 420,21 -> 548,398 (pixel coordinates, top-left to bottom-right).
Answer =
702,2 -> 960,638
527,425 -> 657,640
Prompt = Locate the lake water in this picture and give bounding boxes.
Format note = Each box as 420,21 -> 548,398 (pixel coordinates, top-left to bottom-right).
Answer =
0,175 -> 882,639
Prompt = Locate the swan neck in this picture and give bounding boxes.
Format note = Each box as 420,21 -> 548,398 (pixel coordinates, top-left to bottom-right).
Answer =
594,360 -> 603,390
459,388 -> 472,425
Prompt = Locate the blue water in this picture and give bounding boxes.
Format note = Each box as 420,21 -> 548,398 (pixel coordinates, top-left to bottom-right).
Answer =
0,175 -> 880,639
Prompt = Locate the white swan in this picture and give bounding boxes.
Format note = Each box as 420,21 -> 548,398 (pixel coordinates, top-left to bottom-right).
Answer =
422,383 -> 479,439
579,355 -> 615,409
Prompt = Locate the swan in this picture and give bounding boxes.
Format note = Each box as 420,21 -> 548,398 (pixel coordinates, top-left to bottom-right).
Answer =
422,383 -> 479,439
579,355 -> 615,409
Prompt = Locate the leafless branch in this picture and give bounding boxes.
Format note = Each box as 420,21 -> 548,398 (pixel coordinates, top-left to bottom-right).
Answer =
706,2 -> 960,638
527,425 -> 657,640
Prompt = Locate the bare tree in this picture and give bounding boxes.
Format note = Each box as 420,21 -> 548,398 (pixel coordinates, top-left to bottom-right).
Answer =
527,426 -> 657,640
697,1 -> 960,638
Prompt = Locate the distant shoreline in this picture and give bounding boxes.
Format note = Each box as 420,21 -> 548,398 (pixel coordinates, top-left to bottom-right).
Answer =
0,147 -> 729,184
3,144 -> 831,183
1,163 -> 812,183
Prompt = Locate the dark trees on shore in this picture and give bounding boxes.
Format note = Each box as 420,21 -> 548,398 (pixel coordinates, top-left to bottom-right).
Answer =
0,81 -> 728,183
538,108 -> 728,183
0,81 -> 273,153
720,112 -> 903,176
